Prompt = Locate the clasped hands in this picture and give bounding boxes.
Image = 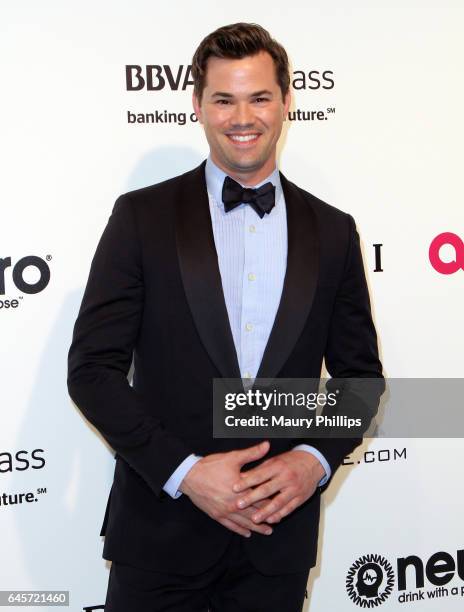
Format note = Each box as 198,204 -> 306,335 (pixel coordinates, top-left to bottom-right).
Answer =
179,440 -> 325,538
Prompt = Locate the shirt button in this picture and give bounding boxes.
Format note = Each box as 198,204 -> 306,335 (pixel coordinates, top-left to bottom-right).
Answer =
244,372 -> 252,379
249,225 -> 256,233
245,323 -> 253,331
248,272 -> 256,281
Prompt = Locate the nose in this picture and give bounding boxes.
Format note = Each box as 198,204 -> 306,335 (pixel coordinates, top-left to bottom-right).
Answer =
230,101 -> 254,129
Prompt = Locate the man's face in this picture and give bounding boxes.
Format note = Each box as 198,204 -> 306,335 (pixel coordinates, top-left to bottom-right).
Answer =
192,51 -> 291,185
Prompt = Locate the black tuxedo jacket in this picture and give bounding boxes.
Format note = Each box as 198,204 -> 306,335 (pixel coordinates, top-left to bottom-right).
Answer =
67,161 -> 383,576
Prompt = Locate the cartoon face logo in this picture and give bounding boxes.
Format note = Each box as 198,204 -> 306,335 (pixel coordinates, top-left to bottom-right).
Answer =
356,562 -> 383,597
346,554 -> 395,607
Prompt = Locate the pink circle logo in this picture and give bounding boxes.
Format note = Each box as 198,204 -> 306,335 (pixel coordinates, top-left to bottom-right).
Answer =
429,232 -> 464,274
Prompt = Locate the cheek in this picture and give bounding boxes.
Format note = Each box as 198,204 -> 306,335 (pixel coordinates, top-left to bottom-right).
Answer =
204,114 -> 227,132
252,114 -> 270,130
216,111 -> 233,126
259,108 -> 283,129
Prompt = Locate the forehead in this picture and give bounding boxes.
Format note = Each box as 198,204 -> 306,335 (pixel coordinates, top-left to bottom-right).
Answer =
203,51 -> 279,92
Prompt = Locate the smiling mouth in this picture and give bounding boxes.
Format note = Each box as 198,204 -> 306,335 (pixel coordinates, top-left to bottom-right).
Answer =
227,133 -> 260,144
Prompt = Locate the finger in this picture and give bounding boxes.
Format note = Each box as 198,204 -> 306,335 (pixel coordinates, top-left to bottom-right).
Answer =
244,505 -> 274,529
266,497 -> 302,523
233,461 -> 277,493
236,479 -> 282,510
219,517 -> 251,538
233,440 -> 270,467
229,512 -> 273,535
249,491 -> 295,523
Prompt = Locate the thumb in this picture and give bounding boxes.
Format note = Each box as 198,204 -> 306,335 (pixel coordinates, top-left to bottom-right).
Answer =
234,440 -> 270,466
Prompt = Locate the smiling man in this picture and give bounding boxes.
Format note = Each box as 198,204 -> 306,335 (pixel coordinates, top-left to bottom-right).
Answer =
68,22 -> 383,612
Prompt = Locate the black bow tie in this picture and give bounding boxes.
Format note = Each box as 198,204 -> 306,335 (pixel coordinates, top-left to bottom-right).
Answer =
222,176 -> 276,219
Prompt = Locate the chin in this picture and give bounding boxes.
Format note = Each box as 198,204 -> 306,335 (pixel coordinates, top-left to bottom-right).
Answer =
228,156 -> 265,173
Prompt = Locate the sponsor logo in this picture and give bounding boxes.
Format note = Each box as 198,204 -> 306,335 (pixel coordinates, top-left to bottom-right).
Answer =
126,65 -> 193,91
343,447 -> 407,466
347,549 -> 464,607
429,232 -> 464,274
0,255 -> 51,309
292,70 -> 334,90
0,449 -> 45,473
127,110 -> 194,125
0,449 -> 47,510
124,66 -> 336,127
125,65 -> 334,92
373,243 -> 383,272
0,488 -> 47,508
347,554 -> 395,607
127,107 -> 335,125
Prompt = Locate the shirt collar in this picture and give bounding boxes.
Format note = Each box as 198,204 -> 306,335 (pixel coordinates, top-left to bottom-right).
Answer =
205,156 -> 282,210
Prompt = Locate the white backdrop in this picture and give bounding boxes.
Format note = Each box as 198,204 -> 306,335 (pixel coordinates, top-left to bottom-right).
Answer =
1,1 -> 463,610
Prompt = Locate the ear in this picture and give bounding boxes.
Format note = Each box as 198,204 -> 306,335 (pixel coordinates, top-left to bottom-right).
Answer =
192,93 -> 203,124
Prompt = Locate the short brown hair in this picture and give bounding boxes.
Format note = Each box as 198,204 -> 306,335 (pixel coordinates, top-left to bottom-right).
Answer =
192,23 -> 290,102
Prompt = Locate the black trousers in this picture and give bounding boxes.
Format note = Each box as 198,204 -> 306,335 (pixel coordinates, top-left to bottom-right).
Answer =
104,533 -> 310,612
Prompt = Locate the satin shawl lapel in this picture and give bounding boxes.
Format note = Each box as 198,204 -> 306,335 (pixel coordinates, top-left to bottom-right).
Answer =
175,162 -> 241,380
255,173 -> 319,379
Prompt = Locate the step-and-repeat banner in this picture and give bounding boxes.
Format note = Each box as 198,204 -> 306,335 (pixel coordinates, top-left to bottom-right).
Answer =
1,1 -> 463,610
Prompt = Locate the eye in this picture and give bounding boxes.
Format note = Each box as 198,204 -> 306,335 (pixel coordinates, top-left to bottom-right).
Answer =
254,97 -> 270,104
216,99 -> 231,105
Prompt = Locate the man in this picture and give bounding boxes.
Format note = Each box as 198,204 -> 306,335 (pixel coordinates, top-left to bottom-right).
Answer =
68,23 -> 383,611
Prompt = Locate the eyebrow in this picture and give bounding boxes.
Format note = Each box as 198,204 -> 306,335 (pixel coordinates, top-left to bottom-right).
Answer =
211,90 -> 274,98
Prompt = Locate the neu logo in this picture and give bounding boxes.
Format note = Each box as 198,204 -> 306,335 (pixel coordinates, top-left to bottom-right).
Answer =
347,549 -> 464,607
429,232 -> 464,274
0,256 -> 51,295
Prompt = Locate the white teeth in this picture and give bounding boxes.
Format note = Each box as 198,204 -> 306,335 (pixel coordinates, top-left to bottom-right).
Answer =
229,134 -> 258,142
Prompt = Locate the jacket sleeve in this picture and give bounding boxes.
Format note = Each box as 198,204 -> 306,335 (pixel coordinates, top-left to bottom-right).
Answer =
67,194 -> 192,499
293,213 -> 384,480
